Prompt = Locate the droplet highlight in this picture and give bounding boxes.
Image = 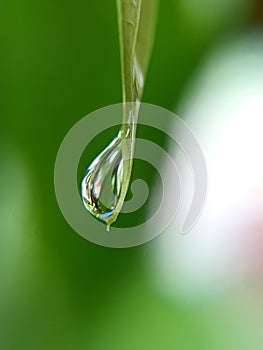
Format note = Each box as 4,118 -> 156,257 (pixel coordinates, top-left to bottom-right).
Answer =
81,133 -> 124,227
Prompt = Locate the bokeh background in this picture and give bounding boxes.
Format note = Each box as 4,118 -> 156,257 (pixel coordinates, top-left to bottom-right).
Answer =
1,0 -> 263,349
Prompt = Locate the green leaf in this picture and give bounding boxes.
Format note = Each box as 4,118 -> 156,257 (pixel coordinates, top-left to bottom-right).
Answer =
106,0 -> 158,228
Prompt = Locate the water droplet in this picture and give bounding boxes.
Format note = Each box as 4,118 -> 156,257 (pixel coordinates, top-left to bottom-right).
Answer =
81,132 -> 126,228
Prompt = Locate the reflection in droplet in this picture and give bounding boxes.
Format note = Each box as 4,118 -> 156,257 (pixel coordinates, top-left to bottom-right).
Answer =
81,98 -> 141,228
81,133 -> 123,229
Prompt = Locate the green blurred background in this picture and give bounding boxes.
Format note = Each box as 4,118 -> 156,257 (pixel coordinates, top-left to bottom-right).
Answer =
1,1 -> 263,349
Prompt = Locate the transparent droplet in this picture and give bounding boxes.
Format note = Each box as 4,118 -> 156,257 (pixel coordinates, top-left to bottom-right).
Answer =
81,133 -> 125,230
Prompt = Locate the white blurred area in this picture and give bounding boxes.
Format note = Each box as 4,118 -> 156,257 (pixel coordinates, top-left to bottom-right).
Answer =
149,32 -> 263,300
